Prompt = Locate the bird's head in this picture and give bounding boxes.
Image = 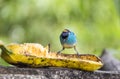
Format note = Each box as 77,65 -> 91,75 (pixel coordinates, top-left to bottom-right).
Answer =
61,29 -> 70,39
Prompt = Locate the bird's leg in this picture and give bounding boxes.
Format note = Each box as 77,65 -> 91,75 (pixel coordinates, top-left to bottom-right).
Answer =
74,46 -> 79,55
57,47 -> 65,54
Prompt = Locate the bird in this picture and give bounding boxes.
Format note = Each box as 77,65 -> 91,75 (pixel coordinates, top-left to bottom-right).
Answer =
57,29 -> 79,54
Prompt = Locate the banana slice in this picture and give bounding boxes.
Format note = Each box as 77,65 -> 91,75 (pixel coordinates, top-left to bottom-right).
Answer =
0,43 -> 103,71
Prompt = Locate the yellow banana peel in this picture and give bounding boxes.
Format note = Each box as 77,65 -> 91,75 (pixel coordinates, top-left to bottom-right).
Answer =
0,42 -> 103,71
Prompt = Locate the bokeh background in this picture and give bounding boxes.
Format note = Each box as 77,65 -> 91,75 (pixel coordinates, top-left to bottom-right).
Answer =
0,0 -> 120,66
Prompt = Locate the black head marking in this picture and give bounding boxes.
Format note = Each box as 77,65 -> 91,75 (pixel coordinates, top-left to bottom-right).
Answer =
61,32 -> 69,39
61,29 -> 70,39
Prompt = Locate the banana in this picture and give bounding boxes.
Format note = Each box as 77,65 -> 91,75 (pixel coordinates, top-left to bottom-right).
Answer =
0,42 -> 103,71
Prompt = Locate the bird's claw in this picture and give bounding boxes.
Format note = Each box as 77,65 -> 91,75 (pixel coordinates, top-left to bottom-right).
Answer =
76,52 -> 80,55
57,51 -> 61,55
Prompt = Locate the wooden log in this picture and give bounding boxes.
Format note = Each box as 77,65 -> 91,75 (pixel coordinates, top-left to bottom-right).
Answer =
0,66 -> 120,79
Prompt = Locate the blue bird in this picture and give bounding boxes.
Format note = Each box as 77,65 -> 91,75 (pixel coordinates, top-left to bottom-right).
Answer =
57,29 -> 79,54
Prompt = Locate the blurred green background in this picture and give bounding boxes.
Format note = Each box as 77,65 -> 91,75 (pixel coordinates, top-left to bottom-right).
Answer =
0,0 -> 120,66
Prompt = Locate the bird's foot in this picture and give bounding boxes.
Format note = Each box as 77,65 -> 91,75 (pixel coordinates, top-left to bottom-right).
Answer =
57,51 -> 61,55
76,52 -> 80,55
57,48 -> 64,55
